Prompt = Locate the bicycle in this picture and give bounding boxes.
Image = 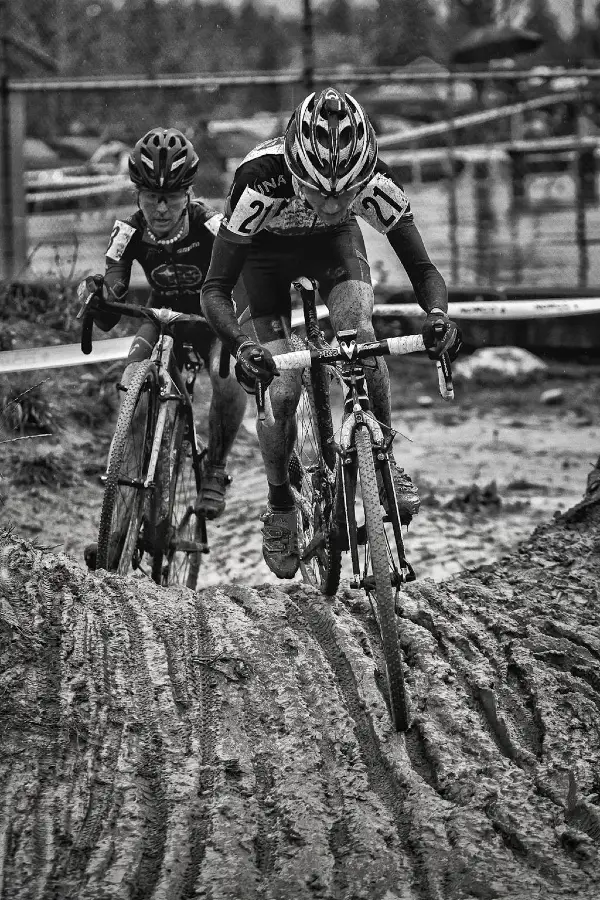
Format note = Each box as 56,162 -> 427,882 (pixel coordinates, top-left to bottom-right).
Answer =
79,293 -> 217,590
256,278 -> 454,731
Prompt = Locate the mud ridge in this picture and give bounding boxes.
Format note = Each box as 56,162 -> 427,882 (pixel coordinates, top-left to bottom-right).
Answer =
2,482 -> 600,898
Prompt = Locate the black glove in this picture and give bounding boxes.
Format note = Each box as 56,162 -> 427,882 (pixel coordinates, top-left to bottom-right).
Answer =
234,340 -> 279,394
422,309 -> 462,361
77,274 -> 107,320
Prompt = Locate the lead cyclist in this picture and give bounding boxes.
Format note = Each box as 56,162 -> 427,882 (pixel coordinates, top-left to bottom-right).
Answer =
201,87 -> 462,580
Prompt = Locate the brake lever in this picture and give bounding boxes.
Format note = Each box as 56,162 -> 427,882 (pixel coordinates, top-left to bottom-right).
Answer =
255,380 -> 275,426
436,352 -> 454,401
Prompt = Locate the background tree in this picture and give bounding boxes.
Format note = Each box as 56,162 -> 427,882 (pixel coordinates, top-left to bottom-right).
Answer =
375,0 -> 441,66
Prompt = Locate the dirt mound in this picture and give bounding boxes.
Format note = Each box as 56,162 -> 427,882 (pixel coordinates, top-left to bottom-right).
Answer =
2,467 -> 600,898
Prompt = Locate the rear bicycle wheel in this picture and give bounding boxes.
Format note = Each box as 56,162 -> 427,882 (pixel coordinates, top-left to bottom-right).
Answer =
96,360 -> 158,575
355,424 -> 409,731
289,335 -> 341,596
150,404 -> 206,590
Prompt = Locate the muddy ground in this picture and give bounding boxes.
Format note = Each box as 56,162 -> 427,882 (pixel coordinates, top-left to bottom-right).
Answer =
1,332 -> 599,586
1,321 -> 600,898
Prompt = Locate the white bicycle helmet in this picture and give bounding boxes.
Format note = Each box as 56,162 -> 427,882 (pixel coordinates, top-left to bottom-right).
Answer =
128,128 -> 199,191
284,87 -> 377,195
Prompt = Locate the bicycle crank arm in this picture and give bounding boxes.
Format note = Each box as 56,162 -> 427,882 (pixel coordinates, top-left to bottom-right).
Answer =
169,538 -> 210,554
300,530 -> 328,561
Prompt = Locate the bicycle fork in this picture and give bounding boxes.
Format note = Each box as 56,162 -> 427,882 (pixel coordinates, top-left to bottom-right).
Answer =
337,411 -> 415,590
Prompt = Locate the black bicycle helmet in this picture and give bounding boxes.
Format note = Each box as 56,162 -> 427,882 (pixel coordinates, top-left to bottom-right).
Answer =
128,127 -> 199,191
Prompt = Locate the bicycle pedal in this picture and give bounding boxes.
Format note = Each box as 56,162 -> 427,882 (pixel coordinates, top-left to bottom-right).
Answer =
170,538 -> 209,554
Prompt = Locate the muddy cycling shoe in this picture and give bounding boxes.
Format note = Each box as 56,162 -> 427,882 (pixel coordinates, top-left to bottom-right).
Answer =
195,465 -> 229,520
260,504 -> 300,579
377,461 -> 421,525
84,543 -> 98,571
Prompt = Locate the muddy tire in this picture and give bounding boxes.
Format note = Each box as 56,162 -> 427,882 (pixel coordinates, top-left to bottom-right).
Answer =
355,424 -> 409,731
97,360 -> 158,575
290,335 -> 341,596
150,406 -> 206,590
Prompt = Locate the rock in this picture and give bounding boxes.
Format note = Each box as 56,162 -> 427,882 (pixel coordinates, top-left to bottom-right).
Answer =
454,346 -> 548,385
540,388 -> 564,405
416,394 -> 434,407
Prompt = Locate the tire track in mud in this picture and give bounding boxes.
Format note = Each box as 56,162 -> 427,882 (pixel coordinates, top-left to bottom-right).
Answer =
2,495 -> 600,899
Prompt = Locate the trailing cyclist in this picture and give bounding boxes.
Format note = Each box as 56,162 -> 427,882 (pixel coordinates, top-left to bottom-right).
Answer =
201,87 -> 462,580
78,127 -> 247,526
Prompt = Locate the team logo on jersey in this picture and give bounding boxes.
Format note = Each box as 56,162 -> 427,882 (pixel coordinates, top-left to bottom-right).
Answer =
255,174 -> 288,195
151,263 -> 203,291
106,220 -> 136,260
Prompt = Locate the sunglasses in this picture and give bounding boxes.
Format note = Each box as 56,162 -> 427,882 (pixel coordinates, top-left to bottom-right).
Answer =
139,190 -> 188,209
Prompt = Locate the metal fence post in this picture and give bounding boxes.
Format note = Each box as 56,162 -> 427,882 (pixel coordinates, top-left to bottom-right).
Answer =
0,0 -> 14,281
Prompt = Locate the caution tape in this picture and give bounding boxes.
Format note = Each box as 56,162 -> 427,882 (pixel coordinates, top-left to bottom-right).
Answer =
2,298 -> 600,376
0,337 -> 132,375
373,297 -> 600,320
26,178 -> 132,205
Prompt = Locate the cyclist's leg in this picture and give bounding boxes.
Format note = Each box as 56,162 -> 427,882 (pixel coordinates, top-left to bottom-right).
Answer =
256,326 -> 303,578
121,322 -> 158,389
196,329 -> 247,519
235,244 -> 303,577
309,221 -> 391,427
310,223 -> 420,524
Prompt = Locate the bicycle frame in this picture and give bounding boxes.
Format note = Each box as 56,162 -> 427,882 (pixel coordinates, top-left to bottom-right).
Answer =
143,331 -> 204,493
330,329 -> 414,587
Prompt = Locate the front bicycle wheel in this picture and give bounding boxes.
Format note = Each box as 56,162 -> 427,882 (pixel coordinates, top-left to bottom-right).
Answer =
355,424 -> 409,731
150,405 -> 206,590
289,335 -> 341,596
96,360 -> 158,575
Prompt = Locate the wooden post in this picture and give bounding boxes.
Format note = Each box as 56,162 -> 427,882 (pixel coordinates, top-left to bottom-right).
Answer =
9,90 -> 26,275
446,73 -> 459,285
302,0 -> 314,93
0,0 -> 14,281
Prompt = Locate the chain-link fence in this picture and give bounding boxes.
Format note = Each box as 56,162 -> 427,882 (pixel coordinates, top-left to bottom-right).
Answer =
3,68 -> 600,292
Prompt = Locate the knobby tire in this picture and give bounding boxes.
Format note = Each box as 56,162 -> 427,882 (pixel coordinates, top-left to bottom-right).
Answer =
355,424 -> 409,731
150,404 -> 204,590
289,333 -> 341,596
97,360 -> 158,575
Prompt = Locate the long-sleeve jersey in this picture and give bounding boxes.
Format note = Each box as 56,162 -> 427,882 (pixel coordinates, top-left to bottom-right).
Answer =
201,135 -> 447,351
101,199 -> 221,321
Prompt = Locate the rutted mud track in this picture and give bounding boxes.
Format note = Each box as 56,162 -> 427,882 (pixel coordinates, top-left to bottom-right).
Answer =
2,470 -> 600,899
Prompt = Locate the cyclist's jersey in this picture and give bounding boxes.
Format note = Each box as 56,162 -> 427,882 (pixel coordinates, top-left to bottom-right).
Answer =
221,136 -> 412,243
103,199 -> 221,310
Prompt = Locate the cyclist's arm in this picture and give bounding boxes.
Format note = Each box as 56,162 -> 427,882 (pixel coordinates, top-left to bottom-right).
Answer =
201,229 -> 250,354
91,220 -> 137,331
386,219 -> 448,314
201,165 -> 275,354
355,159 -> 448,314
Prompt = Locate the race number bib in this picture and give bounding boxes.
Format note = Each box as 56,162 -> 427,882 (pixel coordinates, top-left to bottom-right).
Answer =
225,187 -> 278,238
106,220 -> 136,260
356,173 -> 410,234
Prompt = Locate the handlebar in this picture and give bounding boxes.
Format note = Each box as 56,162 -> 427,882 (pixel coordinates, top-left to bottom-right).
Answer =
270,334 -> 454,400
255,332 -> 454,425
77,297 -> 208,356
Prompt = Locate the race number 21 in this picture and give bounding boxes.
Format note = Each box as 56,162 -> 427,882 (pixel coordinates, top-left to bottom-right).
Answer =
360,179 -> 409,231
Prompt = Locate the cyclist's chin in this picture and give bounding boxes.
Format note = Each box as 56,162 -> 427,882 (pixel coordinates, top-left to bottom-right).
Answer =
317,211 -> 348,226
150,220 -> 175,235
